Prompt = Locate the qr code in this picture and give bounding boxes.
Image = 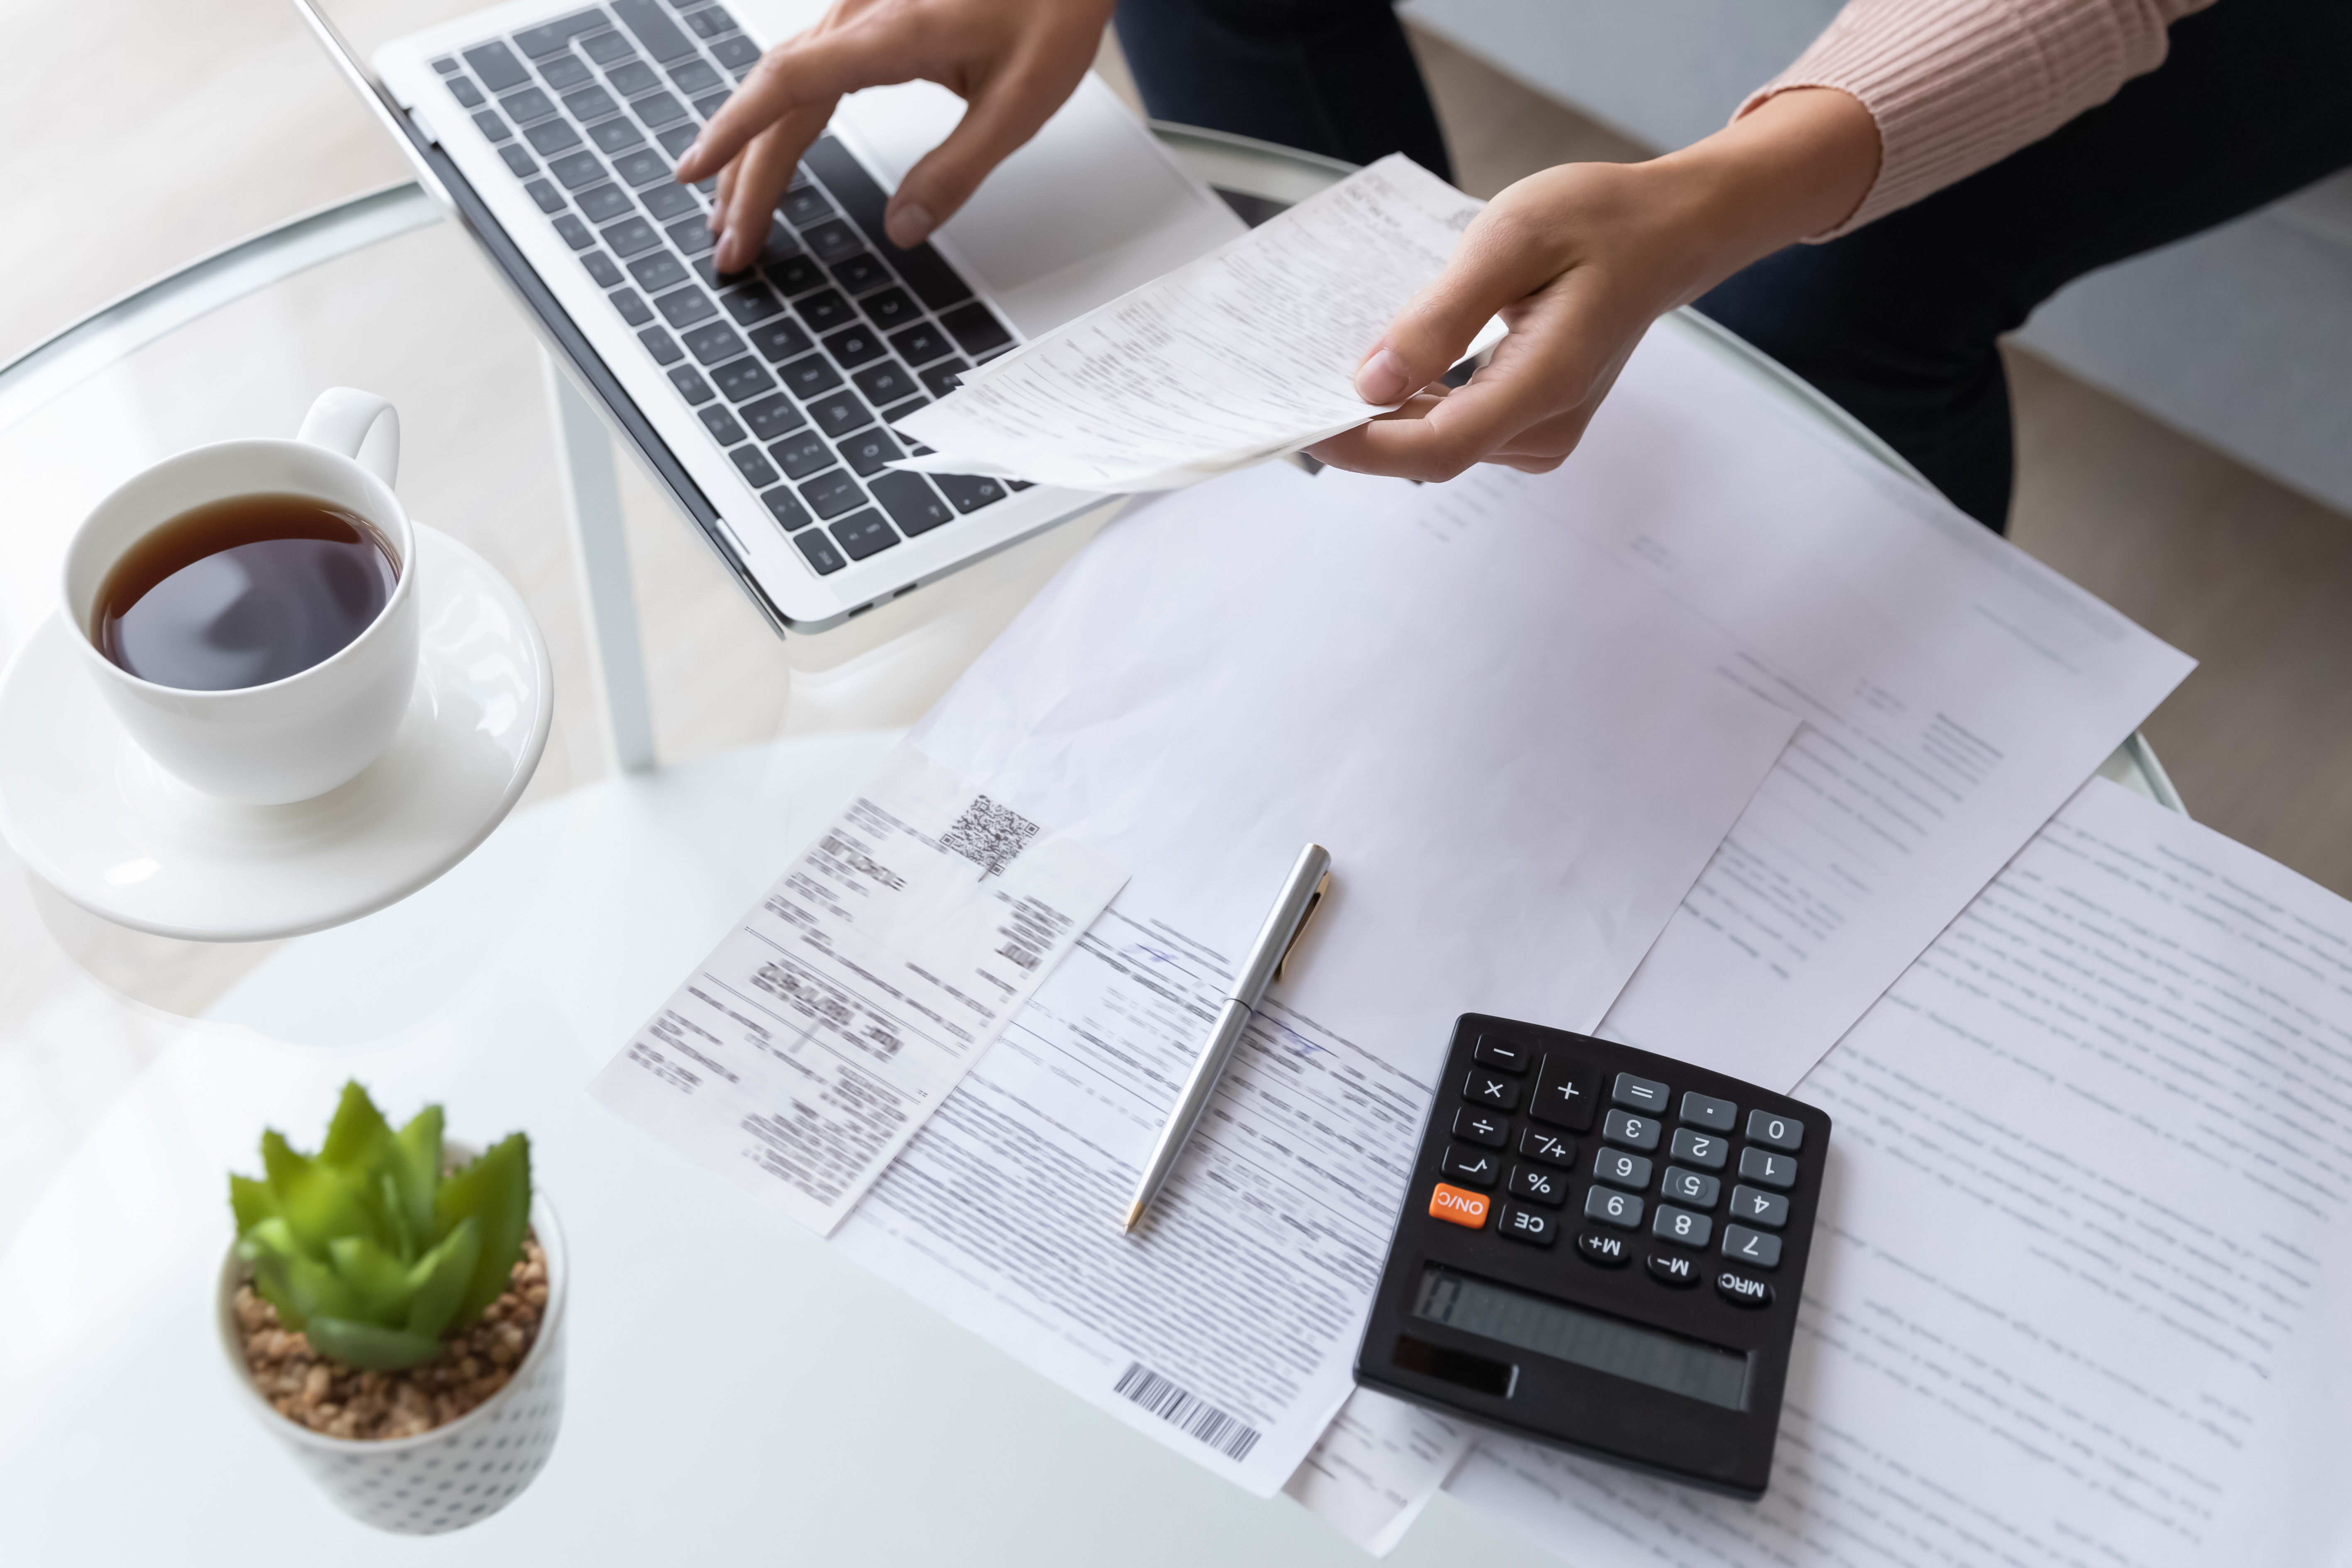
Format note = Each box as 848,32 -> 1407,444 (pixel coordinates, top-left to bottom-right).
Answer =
939,794 -> 1039,878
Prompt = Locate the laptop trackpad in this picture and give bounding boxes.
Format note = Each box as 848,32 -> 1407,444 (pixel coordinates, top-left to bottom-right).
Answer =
836,77 -> 1243,339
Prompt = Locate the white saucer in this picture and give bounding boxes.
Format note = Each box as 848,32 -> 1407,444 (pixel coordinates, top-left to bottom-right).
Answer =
0,525 -> 552,941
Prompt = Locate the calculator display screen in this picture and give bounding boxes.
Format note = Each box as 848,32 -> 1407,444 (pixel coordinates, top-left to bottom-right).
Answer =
1410,1266 -> 1749,1411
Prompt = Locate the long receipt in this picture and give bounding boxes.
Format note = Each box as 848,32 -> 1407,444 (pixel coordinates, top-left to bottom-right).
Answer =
590,744 -> 1126,1234
893,154 -> 1488,491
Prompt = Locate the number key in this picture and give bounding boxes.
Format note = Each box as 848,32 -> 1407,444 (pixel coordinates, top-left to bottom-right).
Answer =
1670,1127 -> 1729,1169
1730,1184 -> 1790,1228
1518,1127 -> 1576,1167
1660,1166 -> 1721,1207
1508,1164 -> 1566,1207
1463,1069 -> 1519,1111
1592,1147 -> 1652,1190
1583,1186 -> 1644,1230
1747,1110 -> 1805,1151
1739,1146 -> 1798,1190
1650,1204 -> 1713,1248
1723,1224 -> 1782,1268
1603,1109 -> 1660,1151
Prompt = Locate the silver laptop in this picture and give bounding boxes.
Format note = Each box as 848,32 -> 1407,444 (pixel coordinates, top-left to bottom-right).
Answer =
299,0 -> 1242,633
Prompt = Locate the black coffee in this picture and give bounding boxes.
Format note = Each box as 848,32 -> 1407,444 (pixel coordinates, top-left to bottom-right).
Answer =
94,493 -> 399,691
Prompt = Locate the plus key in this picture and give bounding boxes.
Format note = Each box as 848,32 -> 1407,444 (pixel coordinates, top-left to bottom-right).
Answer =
1529,1053 -> 1598,1133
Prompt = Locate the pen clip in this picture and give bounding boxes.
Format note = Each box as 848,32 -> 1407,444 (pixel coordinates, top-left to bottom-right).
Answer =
1274,871 -> 1330,984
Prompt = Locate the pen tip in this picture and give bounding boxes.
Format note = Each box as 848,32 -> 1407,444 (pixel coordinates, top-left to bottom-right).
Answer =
1121,1201 -> 1144,1233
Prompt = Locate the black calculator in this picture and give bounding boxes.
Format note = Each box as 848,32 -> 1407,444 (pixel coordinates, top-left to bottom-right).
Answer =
1354,1014 -> 1830,1498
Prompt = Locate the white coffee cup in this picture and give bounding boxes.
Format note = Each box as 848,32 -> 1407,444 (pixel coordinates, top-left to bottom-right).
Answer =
61,388 -> 418,806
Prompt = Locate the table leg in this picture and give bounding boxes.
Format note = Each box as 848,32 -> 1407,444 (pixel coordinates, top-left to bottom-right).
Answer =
546,352 -> 657,774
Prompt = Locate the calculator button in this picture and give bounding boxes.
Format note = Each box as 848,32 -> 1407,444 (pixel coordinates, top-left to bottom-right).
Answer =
1463,1069 -> 1520,1111
1441,1146 -> 1501,1188
1680,1091 -> 1737,1131
1592,1147 -> 1652,1190
1576,1229 -> 1631,1267
1612,1072 -> 1670,1114
1660,1167 -> 1721,1208
1496,1203 -> 1559,1246
1746,1110 -> 1804,1151
1453,1107 -> 1509,1148
1645,1251 -> 1700,1288
1738,1147 -> 1798,1189
1651,1204 -> 1713,1248
1722,1224 -> 1783,1268
1729,1185 -> 1790,1229
1472,1035 -> 1532,1074
1601,1109 -> 1660,1151
1507,1164 -> 1568,1207
1518,1127 -> 1576,1167
1583,1186 -> 1644,1229
1529,1054 -> 1597,1131
1428,1182 -> 1492,1229
1715,1270 -> 1773,1308
1669,1127 -> 1729,1169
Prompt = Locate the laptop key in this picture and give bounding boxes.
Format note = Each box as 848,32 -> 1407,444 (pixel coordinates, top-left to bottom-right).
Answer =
499,86 -> 556,123
869,471 -> 955,536
607,59 -> 661,96
830,509 -> 898,561
654,284 -> 718,327
628,251 -> 687,293
851,360 -> 915,407
667,364 -> 713,403
795,289 -> 854,334
433,56 -> 459,73
670,58 -> 723,95
576,183 -> 633,222
549,150 -> 605,189
514,10 -> 605,57
589,117 -> 645,154
800,471 -> 866,520
822,325 -> 885,368
693,91 -> 732,120
461,41 -> 529,92
641,183 -> 700,220
738,395 -> 807,442
794,527 -> 846,575
723,286 -> 783,325
633,90 -> 688,129
780,187 -> 834,227
525,178 -> 566,213
610,287 -> 654,326
601,217 -> 661,257
841,428 -> 903,476
931,473 -> 1007,513
552,215 -> 594,250
880,394 -> 929,423
712,34 -> 760,72
639,325 -> 683,364
766,252 -> 824,295
692,255 -> 756,290
918,358 -> 969,400
686,5 -> 737,39
761,485 -> 812,532
613,0 -> 698,62
800,219 -> 864,266
808,390 -> 873,439
699,405 -> 746,446
681,320 -> 748,364
731,446 -> 779,489
747,318 -> 813,361
887,321 -> 951,365
712,356 -> 776,402
656,123 -> 699,158
610,147 -> 670,186
500,144 -> 539,177
561,84 -> 619,122
665,215 -> 715,256
524,119 -> 583,156
769,431 -> 831,479
472,109 -> 512,142
446,77 -> 484,108
939,302 -> 1012,358
801,136 -> 975,311
861,288 -> 918,331
831,253 -> 891,295
581,29 -> 636,63
582,251 -> 624,288
777,353 -> 842,399
539,51 -> 594,90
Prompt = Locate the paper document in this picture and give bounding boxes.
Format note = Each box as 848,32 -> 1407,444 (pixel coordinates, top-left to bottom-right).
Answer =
1451,778 -> 2352,1566
590,744 -> 1125,1234
1284,1388 -> 1472,1557
829,457 -> 1800,1492
893,155 -> 1486,490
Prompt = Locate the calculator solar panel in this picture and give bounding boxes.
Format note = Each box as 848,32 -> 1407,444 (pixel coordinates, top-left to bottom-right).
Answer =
1356,1014 -> 1830,1498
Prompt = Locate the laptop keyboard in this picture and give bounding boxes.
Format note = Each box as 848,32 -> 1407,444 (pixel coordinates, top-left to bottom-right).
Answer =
431,0 -> 1021,578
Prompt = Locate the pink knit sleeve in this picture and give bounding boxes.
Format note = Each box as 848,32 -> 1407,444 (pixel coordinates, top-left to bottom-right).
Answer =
1740,0 -> 2217,238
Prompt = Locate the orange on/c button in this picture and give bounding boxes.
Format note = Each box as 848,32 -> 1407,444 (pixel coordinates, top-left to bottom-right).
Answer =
1428,1182 -> 1491,1229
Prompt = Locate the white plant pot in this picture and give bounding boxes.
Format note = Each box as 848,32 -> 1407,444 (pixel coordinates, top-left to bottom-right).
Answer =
216,1184 -> 568,1534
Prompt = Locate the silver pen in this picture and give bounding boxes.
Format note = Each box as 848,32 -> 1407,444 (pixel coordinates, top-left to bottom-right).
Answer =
1122,844 -> 1332,1232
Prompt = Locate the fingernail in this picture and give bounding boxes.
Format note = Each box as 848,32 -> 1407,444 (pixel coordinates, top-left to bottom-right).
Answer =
1356,348 -> 1408,404
885,201 -> 934,249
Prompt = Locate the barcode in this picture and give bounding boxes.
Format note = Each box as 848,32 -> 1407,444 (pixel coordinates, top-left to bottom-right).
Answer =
1112,1361 -> 1262,1463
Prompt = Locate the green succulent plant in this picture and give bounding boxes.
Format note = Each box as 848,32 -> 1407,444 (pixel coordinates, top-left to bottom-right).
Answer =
230,1081 -> 531,1372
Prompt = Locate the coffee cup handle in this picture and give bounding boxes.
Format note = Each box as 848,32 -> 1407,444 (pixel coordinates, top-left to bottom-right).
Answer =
296,388 -> 400,488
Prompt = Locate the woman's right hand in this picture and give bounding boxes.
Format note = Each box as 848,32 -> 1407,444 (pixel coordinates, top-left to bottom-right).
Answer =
678,0 -> 1116,274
